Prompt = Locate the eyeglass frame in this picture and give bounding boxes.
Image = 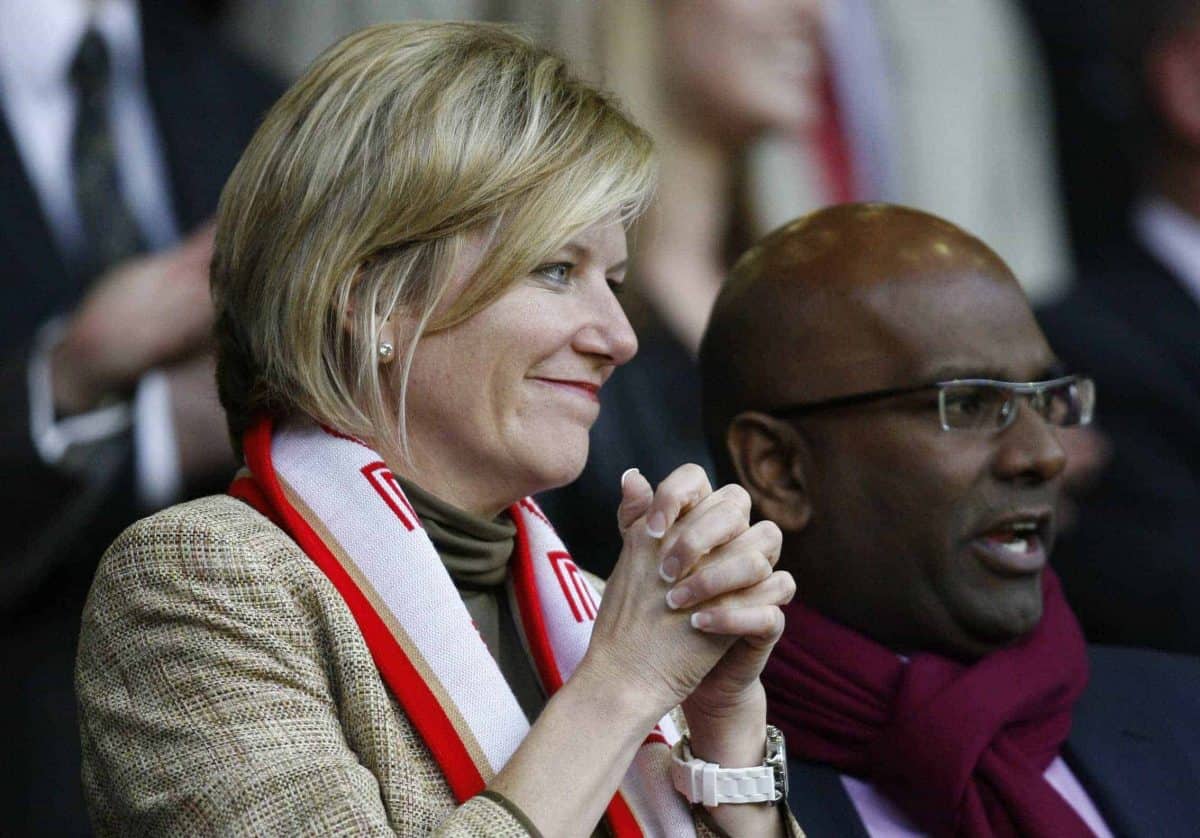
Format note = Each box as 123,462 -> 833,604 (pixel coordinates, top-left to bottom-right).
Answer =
763,374 -> 1095,433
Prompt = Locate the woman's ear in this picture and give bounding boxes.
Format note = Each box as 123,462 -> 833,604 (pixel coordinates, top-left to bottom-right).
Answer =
726,412 -> 813,532
376,317 -> 399,364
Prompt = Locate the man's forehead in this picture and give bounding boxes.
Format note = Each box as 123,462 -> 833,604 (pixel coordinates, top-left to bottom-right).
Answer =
708,204 -> 1060,409
757,270 -> 1054,404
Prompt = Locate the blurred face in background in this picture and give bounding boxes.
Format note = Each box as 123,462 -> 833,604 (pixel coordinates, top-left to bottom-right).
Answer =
661,0 -> 823,142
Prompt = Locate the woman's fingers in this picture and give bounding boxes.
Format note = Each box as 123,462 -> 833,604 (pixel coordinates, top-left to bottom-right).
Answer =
657,483 -> 752,583
643,463 -> 712,540
665,520 -> 782,610
689,571 -> 797,638
616,468 -> 654,534
691,604 -> 786,641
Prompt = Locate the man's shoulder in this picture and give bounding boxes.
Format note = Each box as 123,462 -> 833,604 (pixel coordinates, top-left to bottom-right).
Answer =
1073,643 -> 1200,762
1082,644 -> 1200,713
1067,645 -> 1200,834
1088,642 -> 1200,672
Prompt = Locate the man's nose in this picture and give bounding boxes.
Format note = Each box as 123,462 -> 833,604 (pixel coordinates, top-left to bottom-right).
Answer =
991,399 -> 1068,484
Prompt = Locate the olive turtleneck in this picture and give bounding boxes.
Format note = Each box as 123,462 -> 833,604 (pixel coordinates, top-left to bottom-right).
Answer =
395,479 -> 615,838
394,477 -> 546,721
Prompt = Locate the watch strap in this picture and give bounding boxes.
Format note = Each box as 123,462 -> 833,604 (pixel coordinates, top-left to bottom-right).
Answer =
670,726 -> 787,806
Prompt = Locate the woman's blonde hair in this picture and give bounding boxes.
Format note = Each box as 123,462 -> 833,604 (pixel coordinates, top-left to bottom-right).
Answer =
212,22 -> 655,456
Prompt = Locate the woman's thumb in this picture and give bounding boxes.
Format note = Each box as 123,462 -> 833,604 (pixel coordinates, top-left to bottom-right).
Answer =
616,467 -> 653,533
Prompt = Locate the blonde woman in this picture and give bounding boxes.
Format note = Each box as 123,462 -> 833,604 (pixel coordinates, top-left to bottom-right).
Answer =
75,23 -> 800,837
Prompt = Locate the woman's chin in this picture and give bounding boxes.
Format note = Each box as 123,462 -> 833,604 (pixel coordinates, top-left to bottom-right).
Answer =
523,442 -> 591,497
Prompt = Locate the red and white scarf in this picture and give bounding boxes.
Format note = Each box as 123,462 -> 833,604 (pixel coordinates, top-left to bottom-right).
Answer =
230,416 -> 694,837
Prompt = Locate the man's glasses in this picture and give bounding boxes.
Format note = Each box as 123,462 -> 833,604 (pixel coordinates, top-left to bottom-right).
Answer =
767,375 -> 1095,432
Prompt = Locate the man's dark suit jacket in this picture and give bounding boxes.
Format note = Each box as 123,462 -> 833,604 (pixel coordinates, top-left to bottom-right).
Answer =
785,646 -> 1200,837
1037,234 -> 1200,654
0,6 -> 280,833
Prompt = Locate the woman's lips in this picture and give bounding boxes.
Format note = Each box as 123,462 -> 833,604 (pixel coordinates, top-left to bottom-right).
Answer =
533,378 -> 601,403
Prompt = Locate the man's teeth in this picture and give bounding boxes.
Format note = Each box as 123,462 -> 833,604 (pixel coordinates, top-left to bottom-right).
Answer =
985,521 -> 1040,553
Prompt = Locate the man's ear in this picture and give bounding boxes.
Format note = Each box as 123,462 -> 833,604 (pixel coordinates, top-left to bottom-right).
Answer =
726,411 -> 813,532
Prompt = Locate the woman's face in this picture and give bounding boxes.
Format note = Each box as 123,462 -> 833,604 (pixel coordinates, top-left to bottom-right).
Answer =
663,0 -> 822,141
397,220 -> 636,515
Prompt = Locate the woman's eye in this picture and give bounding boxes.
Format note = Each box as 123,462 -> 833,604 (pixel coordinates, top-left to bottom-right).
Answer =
533,262 -> 572,286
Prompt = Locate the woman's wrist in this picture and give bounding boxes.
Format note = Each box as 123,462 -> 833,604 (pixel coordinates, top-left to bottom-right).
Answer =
683,681 -> 769,768
570,651 -> 675,732
683,691 -> 789,838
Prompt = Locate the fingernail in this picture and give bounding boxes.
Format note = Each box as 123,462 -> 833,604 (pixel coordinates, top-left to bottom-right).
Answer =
691,612 -> 711,629
666,585 -> 690,609
620,467 -> 640,489
646,511 -> 667,538
659,555 -> 680,583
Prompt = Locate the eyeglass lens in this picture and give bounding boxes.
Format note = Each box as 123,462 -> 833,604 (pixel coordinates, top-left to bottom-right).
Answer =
938,378 -> 1094,431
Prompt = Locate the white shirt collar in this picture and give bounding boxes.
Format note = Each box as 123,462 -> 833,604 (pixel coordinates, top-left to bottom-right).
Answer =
0,0 -> 142,99
1132,194 -> 1200,311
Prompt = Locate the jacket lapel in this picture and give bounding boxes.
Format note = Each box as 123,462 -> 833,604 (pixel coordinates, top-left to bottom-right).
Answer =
0,114 -> 76,352
1064,724 -> 1196,838
1063,648 -> 1200,838
785,758 -> 871,838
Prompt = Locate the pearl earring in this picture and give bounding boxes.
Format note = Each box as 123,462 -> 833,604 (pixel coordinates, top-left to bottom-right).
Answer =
378,341 -> 395,363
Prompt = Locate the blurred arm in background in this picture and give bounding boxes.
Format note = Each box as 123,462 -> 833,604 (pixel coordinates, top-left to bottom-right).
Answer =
0,1 -> 280,832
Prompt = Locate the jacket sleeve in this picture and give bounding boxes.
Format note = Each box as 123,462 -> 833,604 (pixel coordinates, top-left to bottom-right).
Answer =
75,503 -> 531,837
0,340 -> 139,614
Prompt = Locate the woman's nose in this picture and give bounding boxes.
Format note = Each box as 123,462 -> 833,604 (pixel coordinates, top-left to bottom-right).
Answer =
575,284 -> 638,366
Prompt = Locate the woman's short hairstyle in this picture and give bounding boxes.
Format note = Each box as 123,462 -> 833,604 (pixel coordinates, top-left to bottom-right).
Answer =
212,22 -> 655,456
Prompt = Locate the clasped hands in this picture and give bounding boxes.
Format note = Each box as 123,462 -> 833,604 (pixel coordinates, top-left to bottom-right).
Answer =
583,463 -> 795,768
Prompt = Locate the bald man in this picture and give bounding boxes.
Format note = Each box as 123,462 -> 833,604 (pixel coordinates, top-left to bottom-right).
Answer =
698,204 -> 1200,837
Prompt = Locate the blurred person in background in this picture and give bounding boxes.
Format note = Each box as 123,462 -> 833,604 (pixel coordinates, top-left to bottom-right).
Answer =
223,0 -> 486,77
1019,0 -> 1133,257
752,0 -> 1071,305
0,0 -> 279,832
540,0 -> 824,577
222,0 -> 597,82
1039,0 -> 1200,655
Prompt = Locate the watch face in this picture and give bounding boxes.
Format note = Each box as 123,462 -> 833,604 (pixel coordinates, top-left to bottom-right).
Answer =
765,725 -> 788,802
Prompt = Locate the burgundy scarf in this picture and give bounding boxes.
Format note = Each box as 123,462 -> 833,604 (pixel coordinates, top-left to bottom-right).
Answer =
764,571 -> 1094,837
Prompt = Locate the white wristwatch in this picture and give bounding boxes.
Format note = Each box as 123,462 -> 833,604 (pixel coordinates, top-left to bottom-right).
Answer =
670,725 -> 788,807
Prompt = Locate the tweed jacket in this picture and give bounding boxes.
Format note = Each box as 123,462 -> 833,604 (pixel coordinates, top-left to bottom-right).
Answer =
77,495 -> 791,836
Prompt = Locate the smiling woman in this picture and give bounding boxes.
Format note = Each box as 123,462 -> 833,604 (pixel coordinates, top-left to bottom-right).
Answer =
396,220 -> 636,515
74,22 -> 800,838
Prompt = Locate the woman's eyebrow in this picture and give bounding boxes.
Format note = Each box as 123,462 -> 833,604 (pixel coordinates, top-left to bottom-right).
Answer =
556,242 -> 627,274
